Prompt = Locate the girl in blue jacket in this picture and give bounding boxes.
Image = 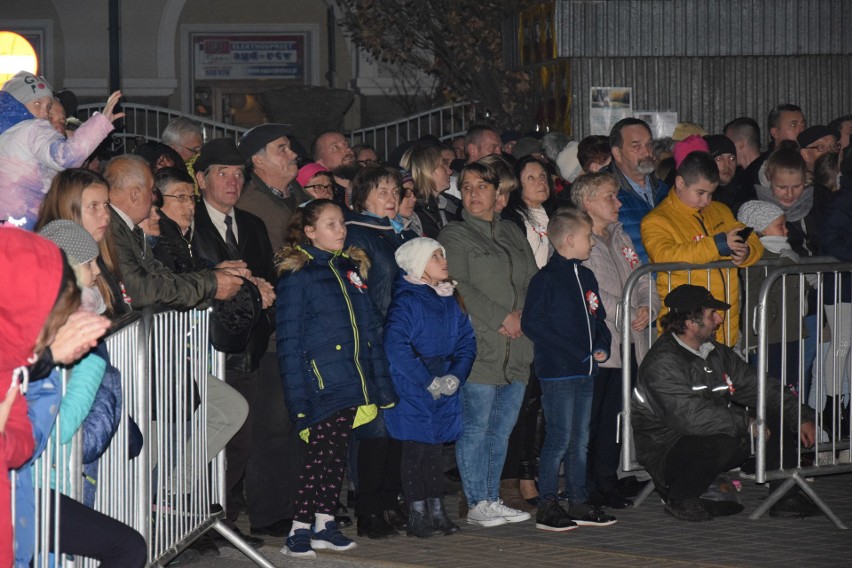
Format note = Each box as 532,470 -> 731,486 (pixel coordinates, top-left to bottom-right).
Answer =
275,199 -> 397,559
384,237 -> 476,537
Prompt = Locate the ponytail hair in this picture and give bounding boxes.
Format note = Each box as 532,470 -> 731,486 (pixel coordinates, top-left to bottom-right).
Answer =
283,198 -> 341,247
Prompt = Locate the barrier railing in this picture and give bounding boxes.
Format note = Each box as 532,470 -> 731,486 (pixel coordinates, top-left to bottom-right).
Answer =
618,258 -> 851,527
77,103 -> 248,154
349,101 -> 484,159
752,262 -> 852,528
13,308 -> 275,567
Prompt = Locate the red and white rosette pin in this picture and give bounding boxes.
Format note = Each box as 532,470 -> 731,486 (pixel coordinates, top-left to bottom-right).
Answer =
347,270 -> 367,292
585,290 -> 600,314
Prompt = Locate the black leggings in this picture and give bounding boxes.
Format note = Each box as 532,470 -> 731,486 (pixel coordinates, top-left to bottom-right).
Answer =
400,441 -> 444,502
47,490 -> 147,568
294,407 -> 356,524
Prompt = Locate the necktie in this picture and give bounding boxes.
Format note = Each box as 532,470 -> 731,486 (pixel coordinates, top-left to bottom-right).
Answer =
224,214 -> 239,258
132,226 -> 146,258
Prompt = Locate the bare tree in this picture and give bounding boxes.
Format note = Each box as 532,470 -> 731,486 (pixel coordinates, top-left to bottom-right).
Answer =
336,0 -> 535,130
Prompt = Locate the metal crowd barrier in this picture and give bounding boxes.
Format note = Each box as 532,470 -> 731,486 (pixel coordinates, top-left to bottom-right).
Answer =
618,259 -> 851,528
14,308 -> 275,567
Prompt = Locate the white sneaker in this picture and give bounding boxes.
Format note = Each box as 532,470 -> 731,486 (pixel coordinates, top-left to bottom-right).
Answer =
489,499 -> 531,523
466,500 -> 508,527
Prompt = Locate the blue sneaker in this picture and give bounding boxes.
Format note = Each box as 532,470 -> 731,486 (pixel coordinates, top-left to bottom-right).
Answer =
311,521 -> 357,551
282,528 -> 316,558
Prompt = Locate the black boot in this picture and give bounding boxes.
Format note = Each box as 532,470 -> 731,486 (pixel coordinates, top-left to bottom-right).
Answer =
427,497 -> 460,535
406,500 -> 439,538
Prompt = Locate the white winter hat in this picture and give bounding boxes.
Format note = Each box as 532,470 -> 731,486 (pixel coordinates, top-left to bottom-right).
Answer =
737,200 -> 784,234
556,141 -> 582,182
394,237 -> 445,279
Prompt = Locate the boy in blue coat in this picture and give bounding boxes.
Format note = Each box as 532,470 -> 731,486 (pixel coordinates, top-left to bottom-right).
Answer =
522,208 -> 617,531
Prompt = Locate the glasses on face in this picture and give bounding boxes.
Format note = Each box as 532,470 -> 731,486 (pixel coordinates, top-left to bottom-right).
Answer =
305,183 -> 334,191
805,142 -> 840,153
181,144 -> 202,155
358,159 -> 379,167
162,193 -> 197,204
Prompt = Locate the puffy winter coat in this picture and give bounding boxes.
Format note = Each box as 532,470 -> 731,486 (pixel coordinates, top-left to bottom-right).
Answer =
275,245 -> 397,432
522,253 -> 611,379
344,211 -> 418,318
584,222 -> 660,368
632,333 -> 813,490
606,164 -> 669,264
0,113 -> 114,229
383,275 -> 476,443
641,191 -> 763,346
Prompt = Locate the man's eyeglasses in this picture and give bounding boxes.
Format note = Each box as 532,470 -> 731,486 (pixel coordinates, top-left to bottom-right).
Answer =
162,193 -> 197,204
181,144 -> 202,155
358,159 -> 380,167
305,183 -> 334,191
805,142 -> 840,153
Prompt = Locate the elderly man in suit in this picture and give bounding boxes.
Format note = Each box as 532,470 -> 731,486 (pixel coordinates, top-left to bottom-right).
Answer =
191,138 -> 291,539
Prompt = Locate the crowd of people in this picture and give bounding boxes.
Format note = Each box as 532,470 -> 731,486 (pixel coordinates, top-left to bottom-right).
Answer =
1,67 -> 851,564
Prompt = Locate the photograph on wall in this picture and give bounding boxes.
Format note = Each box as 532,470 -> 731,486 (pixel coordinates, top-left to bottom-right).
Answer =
633,111 -> 679,139
590,87 -> 632,135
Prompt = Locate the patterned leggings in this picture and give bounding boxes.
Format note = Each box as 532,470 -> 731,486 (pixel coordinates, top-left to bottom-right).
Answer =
293,407 -> 356,524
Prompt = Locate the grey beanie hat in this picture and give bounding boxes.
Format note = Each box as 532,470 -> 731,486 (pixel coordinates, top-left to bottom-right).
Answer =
2,71 -> 54,105
38,219 -> 99,266
737,200 -> 784,234
395,237 -> 445,279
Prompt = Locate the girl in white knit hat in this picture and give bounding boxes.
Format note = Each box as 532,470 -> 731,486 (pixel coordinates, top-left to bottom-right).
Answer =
383,237 -> 476,538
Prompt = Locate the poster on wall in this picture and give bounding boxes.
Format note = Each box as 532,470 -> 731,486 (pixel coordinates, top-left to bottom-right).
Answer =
589,87 -> 632,135
633,111 -> 679,139
192,33 -> 306,82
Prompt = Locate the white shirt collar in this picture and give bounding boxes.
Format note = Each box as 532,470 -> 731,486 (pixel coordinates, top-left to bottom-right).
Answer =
112,205 -> 137,231
673,333 -> 716,360
203,199 -> 237,243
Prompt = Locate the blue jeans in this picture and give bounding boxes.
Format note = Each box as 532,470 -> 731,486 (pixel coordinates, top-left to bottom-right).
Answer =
538,376 -> 595,504
456,381 -> 526,506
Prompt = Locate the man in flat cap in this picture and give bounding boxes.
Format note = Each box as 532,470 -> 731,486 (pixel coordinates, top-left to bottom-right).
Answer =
191,138 -> 281,544
631,284 -> 819,522
237,124 -> 300,251
797,125 -> 840,174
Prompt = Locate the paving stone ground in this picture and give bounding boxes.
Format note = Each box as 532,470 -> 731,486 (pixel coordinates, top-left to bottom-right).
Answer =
182,470 -> 852,568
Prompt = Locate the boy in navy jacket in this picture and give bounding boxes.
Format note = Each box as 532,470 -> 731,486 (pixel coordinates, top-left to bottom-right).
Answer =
522,208 -> 616,531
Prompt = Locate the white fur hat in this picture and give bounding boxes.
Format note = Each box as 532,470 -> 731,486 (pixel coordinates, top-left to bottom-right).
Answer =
556,141 -> 582,182
394,237 -> 445,279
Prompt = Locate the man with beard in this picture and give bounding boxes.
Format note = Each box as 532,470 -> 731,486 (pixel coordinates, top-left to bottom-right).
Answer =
632,285 -> 819,521
606,118 -> 670,263
705,134 -> 753,216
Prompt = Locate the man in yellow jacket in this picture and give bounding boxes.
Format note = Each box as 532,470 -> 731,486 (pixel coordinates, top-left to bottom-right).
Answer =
642,150 -> 763,346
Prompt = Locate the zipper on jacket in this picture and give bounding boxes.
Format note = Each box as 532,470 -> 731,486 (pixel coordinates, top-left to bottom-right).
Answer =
491,220 -> 518,374
328,257 -> 370,403
574,264 -> 594,375
695,213 -> 729,343
310,360 -> 325,390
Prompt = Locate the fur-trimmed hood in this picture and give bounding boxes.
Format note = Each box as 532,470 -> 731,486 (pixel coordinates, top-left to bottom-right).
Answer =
275,244 -> 371,279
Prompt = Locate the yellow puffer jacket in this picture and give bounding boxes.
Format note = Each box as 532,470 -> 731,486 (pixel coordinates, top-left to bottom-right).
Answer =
641,192 -> 763,346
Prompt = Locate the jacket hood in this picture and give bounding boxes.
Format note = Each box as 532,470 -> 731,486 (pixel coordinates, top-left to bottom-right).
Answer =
0,227 -> 64,388
275,244 -> 371,279
0,91 -> 34,135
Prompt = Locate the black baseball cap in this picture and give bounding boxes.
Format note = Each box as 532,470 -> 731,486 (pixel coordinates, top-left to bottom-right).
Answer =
665,284 -> 731,313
